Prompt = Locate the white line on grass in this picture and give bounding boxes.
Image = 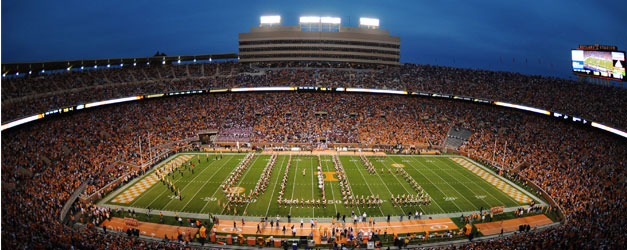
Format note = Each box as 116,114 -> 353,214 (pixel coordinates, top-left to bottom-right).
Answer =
288,157 -> 299,215
242,155 -> 279,215
387,156 -> 462,212
126,156 -> 193,206
404,156 -> 477,211
219,154 -> 262,215
310,156 -> 315,218
463,157 -> 545,204
180,155 -> 235,212
263,155 -> 287,216
347,156 -> 385,215
160,155 -> 222,210
198,156 -> 247,213
427,157 -> 493,209
322,156 -> 338,213
437,157 -> 515,207
366,156 -> 416,215
144,155 -> 212,209
339,156 -> 362,216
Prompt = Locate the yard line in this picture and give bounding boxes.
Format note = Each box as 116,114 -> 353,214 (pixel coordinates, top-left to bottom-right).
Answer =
219,154 -> 262,215
441,158 -> 519,206
387,156 -> 462,212
437,158 -> 511,206
242,155 -> 279,215
127,155 -> 193,206
367,156 -> 425,215
263,155 -> 287,217
322,156 -> 338,213
160,155 -> 222,210
181,155 -> 235,212
310,156 -> 315,218
426,157 -> 493,209
288,157 -> 300,215
337,156 -> 361,216
139,156 -> 194,208
372,161 -> 410,215
146,155 -> 212,209
347,157 -> 385,215
404,156 -> 478,211
199,155 -> 246,213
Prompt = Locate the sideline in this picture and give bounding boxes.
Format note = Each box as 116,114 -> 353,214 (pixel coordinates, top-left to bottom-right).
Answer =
462,156 -> 546,205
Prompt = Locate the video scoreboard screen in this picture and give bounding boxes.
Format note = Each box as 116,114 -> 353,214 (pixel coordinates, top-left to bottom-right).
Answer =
572,49 -> 625,80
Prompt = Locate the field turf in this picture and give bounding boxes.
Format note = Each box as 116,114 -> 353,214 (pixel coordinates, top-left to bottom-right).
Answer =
104,153 -> 527,218
584,56 -> 613,71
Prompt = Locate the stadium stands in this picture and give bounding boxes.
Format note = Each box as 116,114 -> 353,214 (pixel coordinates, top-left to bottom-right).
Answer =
1,62 -> 626,249
3,62 -> 626,131
443,127 -> 473,150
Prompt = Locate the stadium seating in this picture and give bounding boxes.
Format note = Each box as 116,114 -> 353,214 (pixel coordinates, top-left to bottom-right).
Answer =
443,127 -> 473,149
3,62 -> 626,130
1,63 -> 626,249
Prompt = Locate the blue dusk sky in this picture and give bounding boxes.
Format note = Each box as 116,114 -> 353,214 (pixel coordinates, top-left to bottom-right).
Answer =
2,0 -> 626,78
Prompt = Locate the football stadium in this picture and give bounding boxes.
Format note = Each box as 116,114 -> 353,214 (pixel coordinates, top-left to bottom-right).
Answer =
2,2 -> 627,250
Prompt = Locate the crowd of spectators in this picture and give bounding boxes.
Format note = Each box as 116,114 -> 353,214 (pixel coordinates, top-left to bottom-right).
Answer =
451,105 -> 626,249
399,64 -> 627,130
215,127 -> 253,142
1,68 -> 626,248
4,61 -> 625,131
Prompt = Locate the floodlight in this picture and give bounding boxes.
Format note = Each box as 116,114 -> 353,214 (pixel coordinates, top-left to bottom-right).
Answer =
321,17 -> 341,24
133,62 -> 137,66
260,15 -> 281,24
107,64 -> 110,68
16,72 -> 20,76
120,63 -> 124,67
29,70 -> 32,74
67,67 -> 71,71
177,59 -> 181,64
300,16 -> 321,23
80,66 -> 84,70
360,18 -> 380,27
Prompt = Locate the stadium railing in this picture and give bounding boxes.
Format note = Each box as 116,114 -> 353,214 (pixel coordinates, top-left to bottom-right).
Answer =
456,151 -> 566,224
60,182 -> 87,223
519,176 -> 567,223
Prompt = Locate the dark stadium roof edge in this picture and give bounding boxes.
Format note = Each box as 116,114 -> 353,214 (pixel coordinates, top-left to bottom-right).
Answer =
1,53 -> 238,74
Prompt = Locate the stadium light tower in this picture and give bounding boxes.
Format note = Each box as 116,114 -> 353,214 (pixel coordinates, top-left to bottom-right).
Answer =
321,16 -> 341,32
300,16 -> 341,31
359,18 -> 380,29
299,16 -> 320,31
321,16 -> 341,24
260,15 -> 281,27
299,16 -> 321,23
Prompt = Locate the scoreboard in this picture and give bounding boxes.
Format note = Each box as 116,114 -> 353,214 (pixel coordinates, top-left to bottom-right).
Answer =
572,45 -> 625,81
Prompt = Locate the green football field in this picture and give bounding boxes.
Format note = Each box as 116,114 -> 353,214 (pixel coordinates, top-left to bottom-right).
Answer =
584,56 -> 613,71
103,153 -> 534,218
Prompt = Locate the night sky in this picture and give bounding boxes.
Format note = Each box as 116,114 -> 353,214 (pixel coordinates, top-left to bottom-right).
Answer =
2,0 -> 626,78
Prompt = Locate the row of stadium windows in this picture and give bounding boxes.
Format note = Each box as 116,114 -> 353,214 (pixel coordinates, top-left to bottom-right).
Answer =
239,39 -> 400,49
240,46 -> 400,56
238,53 -> 399,62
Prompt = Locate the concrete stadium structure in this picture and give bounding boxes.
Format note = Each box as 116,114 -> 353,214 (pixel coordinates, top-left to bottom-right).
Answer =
239,17 -> 400,65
